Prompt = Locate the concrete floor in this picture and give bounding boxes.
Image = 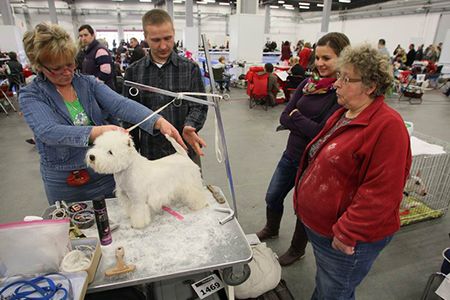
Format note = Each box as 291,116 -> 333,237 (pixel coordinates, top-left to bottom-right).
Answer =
1,87 -> 449,299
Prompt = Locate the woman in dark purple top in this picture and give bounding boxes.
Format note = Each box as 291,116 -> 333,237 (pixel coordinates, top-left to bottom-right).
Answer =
257,32 -> 350,266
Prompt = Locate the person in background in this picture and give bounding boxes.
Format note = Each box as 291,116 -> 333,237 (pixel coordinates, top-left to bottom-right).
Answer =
264,63 -> 279,107
281,41 -> 292,62
256,32 -> 350,267
283,57 -> 305,101
299,42 -> 312,70
212,56 -> 231,92
128,37 -> 146,64
19,22 -> 185,205
78,24 -> 115,90
295,44 -> 411,299
124,9 -> 208,165
4,51 -> 24,92
406,44 -> 416,67
415,44 -> 424,61
377,38 -> 390,58
393,44 -> 402,56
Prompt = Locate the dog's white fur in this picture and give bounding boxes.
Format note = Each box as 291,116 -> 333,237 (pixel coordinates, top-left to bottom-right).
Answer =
404,170 -> 427,197
86,130 -> 207,228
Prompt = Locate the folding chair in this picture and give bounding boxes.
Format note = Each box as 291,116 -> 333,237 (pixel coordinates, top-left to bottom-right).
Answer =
248,72 -> 270,111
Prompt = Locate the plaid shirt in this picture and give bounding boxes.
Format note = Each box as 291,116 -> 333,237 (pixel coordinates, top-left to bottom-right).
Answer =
124,51 -> 207,160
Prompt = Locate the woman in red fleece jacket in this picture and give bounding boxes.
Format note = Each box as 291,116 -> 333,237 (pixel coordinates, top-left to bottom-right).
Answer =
294,44 -> 412,299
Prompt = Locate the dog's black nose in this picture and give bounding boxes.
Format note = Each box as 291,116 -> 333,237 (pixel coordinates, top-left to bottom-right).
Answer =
89,154 -> 95,161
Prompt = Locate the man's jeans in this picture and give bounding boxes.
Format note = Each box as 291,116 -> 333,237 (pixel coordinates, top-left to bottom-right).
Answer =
265,152 -> 299,213
305,226 -> 393,300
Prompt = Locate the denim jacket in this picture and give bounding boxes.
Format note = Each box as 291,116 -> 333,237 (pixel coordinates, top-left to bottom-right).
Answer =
19,73 -> 161,171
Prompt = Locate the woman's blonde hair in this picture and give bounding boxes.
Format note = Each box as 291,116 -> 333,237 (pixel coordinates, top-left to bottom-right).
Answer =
23,22 -> 77,71
338,44 -> 393,98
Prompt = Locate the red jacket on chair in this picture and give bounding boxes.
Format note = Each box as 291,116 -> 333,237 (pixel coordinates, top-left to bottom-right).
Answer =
246,66 -> 268,98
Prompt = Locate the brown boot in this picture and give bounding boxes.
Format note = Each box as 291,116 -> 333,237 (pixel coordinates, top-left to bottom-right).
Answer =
256,208 -> 283,241
278,218 -> 308,266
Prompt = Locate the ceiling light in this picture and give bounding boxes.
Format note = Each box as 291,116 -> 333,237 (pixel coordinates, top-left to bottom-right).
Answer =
278,0 -> 285,3
338,0 -> 351,3
285,6 -> 295,10
174,0 -> 183,3
317,3 -> 324,7
298,2 -> 310,5
112,0 -> 124,2
299,5 -> 310,9
219,2 -> 229,5
197,0 -> 208,4
139,0 -> 152,2
270,5 -> 279,8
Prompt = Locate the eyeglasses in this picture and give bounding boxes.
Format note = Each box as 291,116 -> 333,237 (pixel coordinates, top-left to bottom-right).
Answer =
336,72 -> 362,85
42,63 -> 75,76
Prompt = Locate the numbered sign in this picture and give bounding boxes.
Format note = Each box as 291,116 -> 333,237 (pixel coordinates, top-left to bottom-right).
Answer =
191,274 -> 224,299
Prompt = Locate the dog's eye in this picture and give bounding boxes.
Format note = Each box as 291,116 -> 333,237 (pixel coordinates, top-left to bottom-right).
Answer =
108,150 -> 113,155
415,181 -> 421,185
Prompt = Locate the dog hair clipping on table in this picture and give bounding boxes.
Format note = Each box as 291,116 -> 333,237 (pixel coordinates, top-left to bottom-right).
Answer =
105,247 -> 136,276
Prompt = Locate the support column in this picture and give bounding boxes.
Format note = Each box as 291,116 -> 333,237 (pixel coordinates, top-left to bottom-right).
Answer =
22,5 -> 33,31
264,4 -> 270,34
183,0 -> 198,59
48,0 -> 58,24
0,0 -> 15,25
238,0 -> 257,14
166,0 -> 174,20
320,0 -> 332,33
117,10 -> 124,42
230,0 -> 264,63
186,0 -> 193,27
70,4 -> 80,39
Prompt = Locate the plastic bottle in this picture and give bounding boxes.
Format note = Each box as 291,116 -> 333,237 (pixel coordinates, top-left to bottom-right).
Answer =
93,196 -> 112,246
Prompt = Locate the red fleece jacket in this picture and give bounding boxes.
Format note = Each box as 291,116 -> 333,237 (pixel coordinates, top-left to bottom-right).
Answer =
294,96 -> 412,247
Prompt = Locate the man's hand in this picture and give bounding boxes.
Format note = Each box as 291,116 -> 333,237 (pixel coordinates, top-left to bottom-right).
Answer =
332,236 -> 355,255
154,117 -> 187,150
182,126 -> 206,156
89,125 -> 127,143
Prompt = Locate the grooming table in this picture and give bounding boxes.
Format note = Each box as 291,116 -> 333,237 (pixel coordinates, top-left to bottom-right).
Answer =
81,188 -> 252,298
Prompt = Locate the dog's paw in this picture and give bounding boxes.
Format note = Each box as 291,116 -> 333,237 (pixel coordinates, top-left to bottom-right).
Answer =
129,208 -> 151,229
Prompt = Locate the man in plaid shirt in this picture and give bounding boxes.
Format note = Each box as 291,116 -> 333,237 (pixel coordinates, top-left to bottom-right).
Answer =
124,9 -> 208,164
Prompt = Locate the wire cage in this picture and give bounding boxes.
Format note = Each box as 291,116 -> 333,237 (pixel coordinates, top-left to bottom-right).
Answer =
400,132 -> 450,226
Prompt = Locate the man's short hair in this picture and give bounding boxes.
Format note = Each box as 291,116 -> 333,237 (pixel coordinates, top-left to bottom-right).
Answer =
142,9 -> 173,31
378,39 -> 386,46
130,37 -> 138,43
265,63 -> 274,73
78,24 -> 94,35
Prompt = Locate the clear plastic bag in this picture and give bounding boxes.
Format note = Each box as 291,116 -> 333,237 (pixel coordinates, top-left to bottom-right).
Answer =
0,219 -> 70,277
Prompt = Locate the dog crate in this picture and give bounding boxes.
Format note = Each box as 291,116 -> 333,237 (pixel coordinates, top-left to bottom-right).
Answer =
400,132 -> 450,226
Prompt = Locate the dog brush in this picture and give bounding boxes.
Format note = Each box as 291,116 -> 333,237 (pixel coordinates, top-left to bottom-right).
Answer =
105,246 -> 136,276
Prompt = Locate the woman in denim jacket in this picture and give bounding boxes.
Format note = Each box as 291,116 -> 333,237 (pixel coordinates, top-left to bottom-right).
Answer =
20,23 -> 185,204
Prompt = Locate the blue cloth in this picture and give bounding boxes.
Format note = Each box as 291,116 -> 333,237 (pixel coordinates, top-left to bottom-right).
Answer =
19,72 -> 161,204
305,226 -> 392,300
265,152 -> 298,213
41,167 -> 115,205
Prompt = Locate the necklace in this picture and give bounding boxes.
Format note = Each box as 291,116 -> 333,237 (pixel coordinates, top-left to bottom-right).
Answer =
57,85 -> 77,102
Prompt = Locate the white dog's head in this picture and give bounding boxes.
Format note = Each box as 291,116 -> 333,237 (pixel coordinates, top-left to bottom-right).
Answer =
404,170 -> 427,197
86,130 -> 136,174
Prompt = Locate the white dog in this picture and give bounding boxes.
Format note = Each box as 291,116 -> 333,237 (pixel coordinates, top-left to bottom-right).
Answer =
86,130 -> 208,228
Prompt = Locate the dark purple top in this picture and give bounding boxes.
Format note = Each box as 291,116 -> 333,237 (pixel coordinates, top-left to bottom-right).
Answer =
280,79 -> 340,162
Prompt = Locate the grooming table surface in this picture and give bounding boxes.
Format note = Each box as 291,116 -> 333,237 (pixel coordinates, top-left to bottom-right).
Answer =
83,188 -> 252,293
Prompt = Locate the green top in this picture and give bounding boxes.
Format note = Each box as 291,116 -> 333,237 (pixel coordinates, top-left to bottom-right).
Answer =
64,98 -> 93,126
